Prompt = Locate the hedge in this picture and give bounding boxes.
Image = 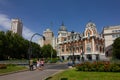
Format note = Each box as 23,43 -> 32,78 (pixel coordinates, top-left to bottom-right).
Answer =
76,61 -> 120,72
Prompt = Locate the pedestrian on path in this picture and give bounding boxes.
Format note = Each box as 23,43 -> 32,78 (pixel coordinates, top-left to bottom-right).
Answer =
36,59 -> 41,70
29,58 -> 33,71
40,58 -> 44,69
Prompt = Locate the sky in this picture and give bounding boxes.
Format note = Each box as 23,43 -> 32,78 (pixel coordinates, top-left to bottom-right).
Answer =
0,0 -> 120,42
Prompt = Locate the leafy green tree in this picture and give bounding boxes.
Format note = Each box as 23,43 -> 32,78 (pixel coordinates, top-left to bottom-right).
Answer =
4,31 -> 14,59
0,30 -> 43,60
52,49 -> 57,58
41,44 -> 57,58
112,37 -> 120,59
30,42 -> 41,58
0,31 -> 24,59
0,31 -> 6,59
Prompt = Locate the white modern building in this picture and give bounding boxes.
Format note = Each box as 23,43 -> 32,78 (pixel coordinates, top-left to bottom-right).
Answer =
102,25 -> 120,56
11,18 -> 23,36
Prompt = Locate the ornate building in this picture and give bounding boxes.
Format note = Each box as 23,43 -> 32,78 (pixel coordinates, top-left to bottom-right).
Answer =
57,22 -> 105,61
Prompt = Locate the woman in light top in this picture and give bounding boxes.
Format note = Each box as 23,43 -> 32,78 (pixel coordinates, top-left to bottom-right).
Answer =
36,59 -> 40,70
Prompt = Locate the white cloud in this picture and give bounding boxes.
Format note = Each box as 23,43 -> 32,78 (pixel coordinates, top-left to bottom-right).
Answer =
0,13 -> 39,42
22,26 -> 34,40
0,14 -> 11,30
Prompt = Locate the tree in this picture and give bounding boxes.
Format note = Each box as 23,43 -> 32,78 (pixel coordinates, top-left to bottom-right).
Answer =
0,31 -> 6,59
30,42 -> 41,58
41,44 -> 57,58
112,37 -> 120,59
0,30 -> 43,60
52,49 -> 57,58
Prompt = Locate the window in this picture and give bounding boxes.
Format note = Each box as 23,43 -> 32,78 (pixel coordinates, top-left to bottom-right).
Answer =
112,34 -> 115,38
87,47 -> 91,52
66,48 -> 68,51
86,43 -> 91,52
115,30 -> 117,33
62,48 -> 64,52
64,38 -> 67,41
116,34 -> 119,37
62,33 -> 66,36
112,30 -> 115,33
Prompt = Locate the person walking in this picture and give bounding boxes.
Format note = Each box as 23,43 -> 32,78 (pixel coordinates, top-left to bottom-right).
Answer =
29,58 -> 33,71
40,58 -> 44,69
36,59 -> 40,70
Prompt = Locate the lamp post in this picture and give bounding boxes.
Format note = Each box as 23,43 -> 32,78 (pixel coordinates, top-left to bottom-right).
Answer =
71,30 -> 75,66
51,46 -> 53,62
81,39 -> 84,62
28,33 -> 45,60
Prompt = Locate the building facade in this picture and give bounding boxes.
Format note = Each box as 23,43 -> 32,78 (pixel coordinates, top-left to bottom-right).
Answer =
57,22 -> 105,61
11,19 -> 23,36
102,25 -> 120,56
38,28 -> 57,49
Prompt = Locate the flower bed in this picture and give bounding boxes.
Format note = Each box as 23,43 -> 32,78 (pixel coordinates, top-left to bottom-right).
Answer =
76,61 -> 120,72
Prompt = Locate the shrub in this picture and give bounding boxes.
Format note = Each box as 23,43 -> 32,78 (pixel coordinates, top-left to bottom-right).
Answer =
110,63 -> 120,72
76,61 -> 120,72
0,64 -> 7,69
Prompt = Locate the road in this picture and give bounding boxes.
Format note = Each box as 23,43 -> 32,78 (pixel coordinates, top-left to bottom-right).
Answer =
0,63 -> 68,80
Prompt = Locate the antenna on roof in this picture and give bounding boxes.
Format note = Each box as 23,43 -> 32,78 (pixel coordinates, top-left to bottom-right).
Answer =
89,20 -> 92,22
50,21 -> 53,30
61,21 -> 64,26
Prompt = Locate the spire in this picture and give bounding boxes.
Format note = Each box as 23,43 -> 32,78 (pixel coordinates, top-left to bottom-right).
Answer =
61,21 -> 64,26
88,20 -> 92,22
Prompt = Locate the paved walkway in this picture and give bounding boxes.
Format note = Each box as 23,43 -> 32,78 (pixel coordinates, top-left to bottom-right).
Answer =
0,63 -> 68,80
0,69 -> 63,80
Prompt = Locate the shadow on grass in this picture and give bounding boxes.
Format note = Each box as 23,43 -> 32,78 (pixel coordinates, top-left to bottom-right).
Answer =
45,77 -> 52,80
61,78 -> 68,80
45,77 -> 68,80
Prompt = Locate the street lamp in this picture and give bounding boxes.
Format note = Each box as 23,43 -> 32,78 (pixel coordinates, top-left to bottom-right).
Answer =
28,33 -> 45,59
51,46 -> 53,62
81,39 -> 84,62
71,30 -> 75,66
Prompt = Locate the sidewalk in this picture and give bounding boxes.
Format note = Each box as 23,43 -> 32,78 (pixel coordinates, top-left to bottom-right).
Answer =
0,68 -> 62,80
0,62 -> 68,80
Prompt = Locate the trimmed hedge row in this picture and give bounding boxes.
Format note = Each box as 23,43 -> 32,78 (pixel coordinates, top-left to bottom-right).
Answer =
76,61 -> 120,72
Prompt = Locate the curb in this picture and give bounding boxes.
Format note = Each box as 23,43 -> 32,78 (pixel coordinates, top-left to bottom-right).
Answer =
0,69 -> 29,76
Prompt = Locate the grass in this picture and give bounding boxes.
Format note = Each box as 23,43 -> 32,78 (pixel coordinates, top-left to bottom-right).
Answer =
0,65 -> 28,74
46,69 -> 120,80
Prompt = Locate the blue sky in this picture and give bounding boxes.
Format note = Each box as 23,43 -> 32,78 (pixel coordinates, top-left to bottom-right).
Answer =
0,0 -> 120,42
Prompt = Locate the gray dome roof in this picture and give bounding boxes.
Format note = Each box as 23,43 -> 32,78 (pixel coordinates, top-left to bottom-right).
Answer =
46,28 -> 52,32
59,23 -> 67,31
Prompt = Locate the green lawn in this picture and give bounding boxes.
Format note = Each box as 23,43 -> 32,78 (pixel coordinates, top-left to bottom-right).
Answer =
0,65 -> 28,74
46,69 -> 120,80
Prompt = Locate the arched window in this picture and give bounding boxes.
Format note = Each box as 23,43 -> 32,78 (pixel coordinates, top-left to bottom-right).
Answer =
87,47 -> 91,52
96,45 -> 98,51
